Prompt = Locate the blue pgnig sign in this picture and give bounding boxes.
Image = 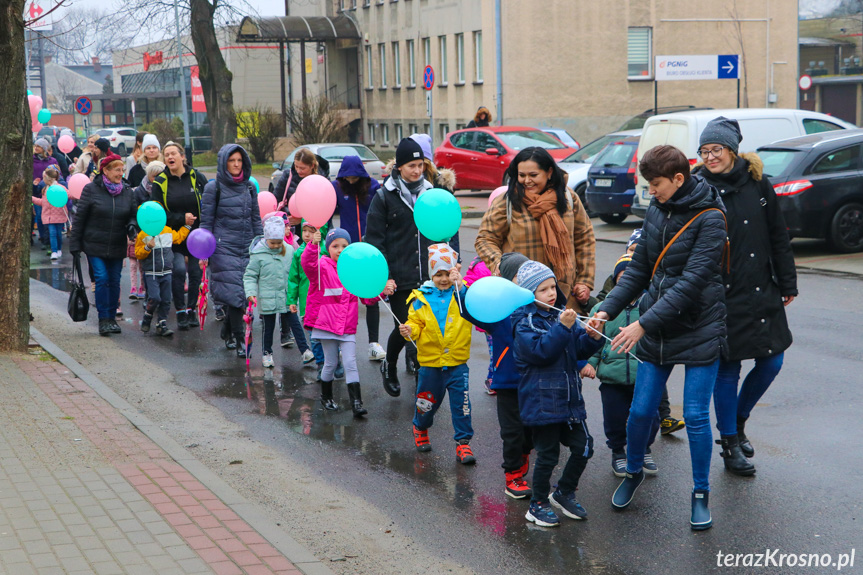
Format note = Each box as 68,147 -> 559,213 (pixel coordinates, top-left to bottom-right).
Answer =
655,55 -> 740,81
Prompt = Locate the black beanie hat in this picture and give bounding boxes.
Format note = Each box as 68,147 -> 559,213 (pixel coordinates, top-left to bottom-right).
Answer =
499,252 -> 529,281
95,138 -> 111,154
395,137 -> 424,168
699,116 -> 743,154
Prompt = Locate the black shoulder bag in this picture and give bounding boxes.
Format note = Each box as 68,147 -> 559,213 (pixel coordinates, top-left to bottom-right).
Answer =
67,254 -> 90,322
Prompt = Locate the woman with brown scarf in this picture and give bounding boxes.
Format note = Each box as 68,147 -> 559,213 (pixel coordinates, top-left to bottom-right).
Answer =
475,147 -> 596,311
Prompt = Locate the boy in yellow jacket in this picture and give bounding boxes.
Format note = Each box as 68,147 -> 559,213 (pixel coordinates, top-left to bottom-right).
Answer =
399,244 -> 475,464
135,224 -> 191,336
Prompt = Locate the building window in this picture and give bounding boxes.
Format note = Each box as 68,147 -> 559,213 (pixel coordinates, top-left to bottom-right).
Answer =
423,123 -> 429,135
423,37 -> 431,67
409,123 -> 417,134
407,40 -> 416,87
456,123 -> 465,130
456,33 -> 465,83
392,42 -> 401,87
382,124 -> 390,145
440,123 -> 449,142
363,0 -> 370,6
368,123 -> 376,143
627,27 -> 652,80
474,31 -> 483,82
438,36 -> 448,85
379,43 -> 387,88
365,45 -> 373,88
396,124 -> 403,141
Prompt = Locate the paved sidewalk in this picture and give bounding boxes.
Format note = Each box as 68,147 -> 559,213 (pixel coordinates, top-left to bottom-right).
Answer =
0,336 -> 334,575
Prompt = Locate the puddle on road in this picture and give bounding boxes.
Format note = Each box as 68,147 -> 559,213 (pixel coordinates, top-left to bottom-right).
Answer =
30,266 -> 75,292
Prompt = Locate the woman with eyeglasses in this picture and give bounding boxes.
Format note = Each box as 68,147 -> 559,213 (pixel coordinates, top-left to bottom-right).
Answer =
692,116 -> 797,478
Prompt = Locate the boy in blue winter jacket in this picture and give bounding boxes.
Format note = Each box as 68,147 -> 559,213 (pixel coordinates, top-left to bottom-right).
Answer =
512,261 -> 604,528
462,253 -> 534,499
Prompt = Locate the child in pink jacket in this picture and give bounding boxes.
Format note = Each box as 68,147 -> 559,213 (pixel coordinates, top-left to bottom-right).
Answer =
463,256 -> 496,395
302,228 -> 391,418
32,167 -> 68,262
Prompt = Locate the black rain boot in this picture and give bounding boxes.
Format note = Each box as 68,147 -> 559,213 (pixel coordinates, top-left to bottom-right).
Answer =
737,416 -> 754,458
690,490 -> 712,531
187,308 -> 199,328
320,380 -> 337,411
380,360 -> 401,397
717,435 -> 756,476
108,318 -> 122,334
347,382 -> 368,417
177,310 -> 189,331
140,312 -> 153,333
405,348 -> 419,375
98,318 -> 111,336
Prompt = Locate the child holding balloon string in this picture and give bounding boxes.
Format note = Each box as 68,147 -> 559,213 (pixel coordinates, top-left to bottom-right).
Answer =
32,167 -> 69,262
288,220 -> 329,373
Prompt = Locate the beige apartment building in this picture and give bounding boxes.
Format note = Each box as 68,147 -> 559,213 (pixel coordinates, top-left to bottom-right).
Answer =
348,0 -> 800,151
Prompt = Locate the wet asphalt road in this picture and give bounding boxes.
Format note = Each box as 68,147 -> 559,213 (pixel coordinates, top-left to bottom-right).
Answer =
30,223 -> 863,575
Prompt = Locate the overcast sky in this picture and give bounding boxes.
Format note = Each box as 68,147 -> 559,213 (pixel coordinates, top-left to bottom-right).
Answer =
51,0 -> 289,20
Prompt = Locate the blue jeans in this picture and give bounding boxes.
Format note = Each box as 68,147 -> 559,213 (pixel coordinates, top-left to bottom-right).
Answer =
34,205 -> 48,244
714,353 -> 785,436
306,330 -> 325,365
413,364 -> 473,442
88,256 -> 123,320
627,360 -> 719,491
48,223 -> 64,253
144,274 -> 172,322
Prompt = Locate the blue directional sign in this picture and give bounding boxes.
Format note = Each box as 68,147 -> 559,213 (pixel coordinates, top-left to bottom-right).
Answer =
74,96 -> 92,116
718,55 -> 739,79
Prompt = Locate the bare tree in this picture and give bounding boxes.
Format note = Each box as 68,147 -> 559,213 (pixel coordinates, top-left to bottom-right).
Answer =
285,96 -> 348,145
727,0 -> 750,108
235,106 -> 282,163
0,0 -> 35,351
49,73 -> 87,113
44,7 -> 136,65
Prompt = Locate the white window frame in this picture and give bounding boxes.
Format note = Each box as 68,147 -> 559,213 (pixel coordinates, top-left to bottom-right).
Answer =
440,123 -> 449,142
474,31 -> 483,83
379,43 -> 387,88
368,123 -> 376,144
382,124 -> 390,145
456,33 -> 465,84
392,41 -> 401,87
407,39 -> 416,87
423,37 -> 431,67
396,124 -> 403,141
365,45 -> 373,88
627,27 -> 653,81
438,36 -> 448,85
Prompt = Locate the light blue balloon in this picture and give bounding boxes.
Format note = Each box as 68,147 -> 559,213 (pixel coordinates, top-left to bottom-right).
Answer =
413,188 -> 462,241
249,175 -> 260,193
46,184 -> 68,208
138,201 -> 167,236
465,276 -> 535,323
337,242 -> 389,299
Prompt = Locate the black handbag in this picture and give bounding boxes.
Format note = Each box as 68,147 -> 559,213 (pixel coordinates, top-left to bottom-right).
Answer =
67,254 -> 90,322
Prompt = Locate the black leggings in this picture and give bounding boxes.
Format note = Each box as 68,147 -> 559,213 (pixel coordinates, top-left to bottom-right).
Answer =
261,313 -> 277,354
385,289 -> 414,362
366,303 -> 380,344
222,305 -> 245,342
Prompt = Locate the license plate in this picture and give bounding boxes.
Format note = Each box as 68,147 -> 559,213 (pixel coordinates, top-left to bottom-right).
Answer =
594,179 -> 613,187
641,188 -> 651,200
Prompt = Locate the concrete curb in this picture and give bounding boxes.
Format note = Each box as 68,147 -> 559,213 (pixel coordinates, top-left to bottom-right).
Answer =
30,326 -> 337,575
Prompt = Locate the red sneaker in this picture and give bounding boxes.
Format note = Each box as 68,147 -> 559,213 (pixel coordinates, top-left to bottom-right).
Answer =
456,441 -> 476,465
413,425 -> 431,452
505,470 -> 532,499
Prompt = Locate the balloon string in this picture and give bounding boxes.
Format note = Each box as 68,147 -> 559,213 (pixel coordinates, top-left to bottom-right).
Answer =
536,301 -> 642,364
379,295 -> 417,349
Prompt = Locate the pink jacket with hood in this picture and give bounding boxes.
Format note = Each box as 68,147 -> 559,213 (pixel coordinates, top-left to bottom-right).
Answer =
32,193 -> 69,224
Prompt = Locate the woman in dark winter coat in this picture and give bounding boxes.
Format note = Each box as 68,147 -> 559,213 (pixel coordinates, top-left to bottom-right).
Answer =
199,144 -> 262,356
333,155 -> 385,361
592,145 -> 728,531
693,117 -> 797,475
273,148 -> 331,212
69,154 -> 138,336
466,106 -> 492,128
365,138 -> 460,397
151,142 -> 207,330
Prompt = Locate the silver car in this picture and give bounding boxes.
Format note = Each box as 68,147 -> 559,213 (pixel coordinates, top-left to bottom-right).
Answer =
269,143 -> 387,191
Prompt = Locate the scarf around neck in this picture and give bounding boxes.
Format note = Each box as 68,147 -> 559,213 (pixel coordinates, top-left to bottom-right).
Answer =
392,172 -> 425,208
521,187 -> 574,280
104,179 -> 124,196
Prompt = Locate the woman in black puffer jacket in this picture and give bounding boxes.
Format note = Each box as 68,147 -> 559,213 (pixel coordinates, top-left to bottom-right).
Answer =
693,117 -> 797,476
70,154 -> 138,336
593,145 -> 728,531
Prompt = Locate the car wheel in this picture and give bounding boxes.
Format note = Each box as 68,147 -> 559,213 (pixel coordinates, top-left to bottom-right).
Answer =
828,202 -> 863,253
118,144 -> 127,156
599,213 -> 628,225
574,183 -> 596,218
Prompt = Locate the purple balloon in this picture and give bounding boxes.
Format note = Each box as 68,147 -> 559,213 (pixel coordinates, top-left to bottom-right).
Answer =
187,228 -> 216,260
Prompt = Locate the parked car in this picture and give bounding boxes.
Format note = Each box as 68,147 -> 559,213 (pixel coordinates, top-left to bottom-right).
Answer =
557,129 -> 641,211
95,127 -> 138,156
269,143 -> 386,191
585,135 -> 640,224
433,126 -> 577,190
631,108 -> 857,218
616,105 -> 713,131
758,129 -> 863,252
541,128 -> 580,150
36,125 -> 66,142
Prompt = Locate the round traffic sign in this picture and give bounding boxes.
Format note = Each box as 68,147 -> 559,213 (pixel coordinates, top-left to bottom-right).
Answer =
423,66 -> 434,91
799,75 -> 812,91
75,96 -> 92,116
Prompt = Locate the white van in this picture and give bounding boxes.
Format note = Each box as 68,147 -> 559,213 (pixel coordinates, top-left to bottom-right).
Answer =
631,108 -> 857,217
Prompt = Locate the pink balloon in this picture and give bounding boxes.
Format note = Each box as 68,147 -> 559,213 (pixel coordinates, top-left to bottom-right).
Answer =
32,122 -> 42,134
67,173 -> 89,200
294,175 -> 336,228
257,191 -> 278,220
57,134 -> 75,154
488,186 -> 507,207
28,95 -> 42,120
287,193 -> 301,219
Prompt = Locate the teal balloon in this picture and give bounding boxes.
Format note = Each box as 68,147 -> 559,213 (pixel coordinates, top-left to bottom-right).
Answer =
138,201 -> 167,236
37,108 -> 51,123
413,188 -> 462,241
46,184 -> 68,208
26,90 -> 32,96
249,176 -> 260,193
337,242 -> 389,299
465,276 -> 535,323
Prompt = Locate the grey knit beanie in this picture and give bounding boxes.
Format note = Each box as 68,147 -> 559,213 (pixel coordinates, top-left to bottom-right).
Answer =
516,260 -> 556,293
699,116 -> 742,154
499,252 -> 529,282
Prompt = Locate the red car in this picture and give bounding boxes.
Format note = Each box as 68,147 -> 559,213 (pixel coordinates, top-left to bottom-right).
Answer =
433,126 -> 577,190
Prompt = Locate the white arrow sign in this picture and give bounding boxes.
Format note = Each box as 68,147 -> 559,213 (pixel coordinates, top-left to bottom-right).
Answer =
723,61 -> 735,75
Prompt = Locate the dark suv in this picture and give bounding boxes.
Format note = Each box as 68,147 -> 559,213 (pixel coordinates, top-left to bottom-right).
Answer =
759,129 -> 863,252
585,136 -> 640,224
